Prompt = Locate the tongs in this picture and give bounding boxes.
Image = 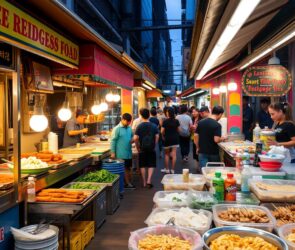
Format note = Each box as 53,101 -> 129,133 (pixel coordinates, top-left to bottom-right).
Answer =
166,217 -> 175,226
29,219 -> 54,235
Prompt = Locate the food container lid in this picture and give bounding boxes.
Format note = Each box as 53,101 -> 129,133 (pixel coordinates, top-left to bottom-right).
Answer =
161,174 -> 206,185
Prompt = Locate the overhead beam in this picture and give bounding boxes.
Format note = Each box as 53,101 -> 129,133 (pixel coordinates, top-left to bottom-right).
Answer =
120,24 -> 193,32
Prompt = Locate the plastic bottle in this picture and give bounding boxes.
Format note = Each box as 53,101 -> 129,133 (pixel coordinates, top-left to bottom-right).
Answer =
212,172 -> 224,202
235,152 -> 243,171
242,149 -> 250,166
224,173 -> 237,201
27,177 -> 36,202
253,123 -> 261,143
241,165 -> 251,193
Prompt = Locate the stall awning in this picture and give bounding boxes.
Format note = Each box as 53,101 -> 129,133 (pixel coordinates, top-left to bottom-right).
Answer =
134,64 -> 158,89
179,86 -> 206,99
146,89 -> 163,99
53,44 -> 134,90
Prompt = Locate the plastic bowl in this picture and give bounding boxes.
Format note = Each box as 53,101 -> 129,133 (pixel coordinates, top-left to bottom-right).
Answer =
203,226 -> 288,250
278,223 -> 295,250
259,154 -> 285,163
259,162 -> 282,172
128,225 -> 203,250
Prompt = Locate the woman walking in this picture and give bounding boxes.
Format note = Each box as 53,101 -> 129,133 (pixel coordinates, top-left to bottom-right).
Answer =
161,107 -> 180,174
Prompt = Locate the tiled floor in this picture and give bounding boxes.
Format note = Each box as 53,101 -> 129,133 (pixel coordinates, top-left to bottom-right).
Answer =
86,148 -> 198,250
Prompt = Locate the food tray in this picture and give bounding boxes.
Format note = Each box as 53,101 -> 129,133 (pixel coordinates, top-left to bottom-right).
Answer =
62,182 -> 106,191
60,153 -> 91,161
161,174 -> 206,191
144,207 -> 212,235
212,204 -> 275,232
153,191 -> 189,208
128,225 -> 203,250
250,179 -> 295,202
203,226 -> 288,250
50,159 -> 73,169
0,172 -> 13,190
220,192 -> 260,205
202,167 -> 241,185
278,223 -> 295,250
32,189 -> 96,205
187,191 -> 218,210
249,166 -> 286,179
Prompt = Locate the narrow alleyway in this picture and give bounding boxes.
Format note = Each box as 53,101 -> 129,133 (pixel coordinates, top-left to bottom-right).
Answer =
86,148 -> 198,250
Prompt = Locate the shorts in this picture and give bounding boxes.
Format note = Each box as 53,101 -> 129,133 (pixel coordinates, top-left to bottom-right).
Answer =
139,150 -> 156,168
163,145 -> 179,150
123,159 -> 132,170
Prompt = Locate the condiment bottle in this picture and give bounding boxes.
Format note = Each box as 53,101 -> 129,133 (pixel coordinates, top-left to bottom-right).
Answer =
224,173 -> 237,201
182,168 -> 189,183
212,172 -> 224,202
241,165 -> 251,193
235,152 -> 242,171
27,177 -> 36,202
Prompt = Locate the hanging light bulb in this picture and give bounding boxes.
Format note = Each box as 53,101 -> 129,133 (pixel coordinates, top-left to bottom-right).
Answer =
106,93 -> 114,102
228,82 -> 238,91
58,100 -> 72,121
91,100 -> 102,115
219,85 -> 227,93
29,105 -> 48,132
113,94 -> 120,102
212,88 -> 220,95
100,102 -> 108,112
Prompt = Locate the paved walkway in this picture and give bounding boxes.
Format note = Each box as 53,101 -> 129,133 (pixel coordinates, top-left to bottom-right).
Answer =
86,147 -> 198,250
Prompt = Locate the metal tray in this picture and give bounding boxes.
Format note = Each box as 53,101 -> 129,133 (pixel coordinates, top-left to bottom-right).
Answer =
60,153 -> 91,161
62,182 -> 106,191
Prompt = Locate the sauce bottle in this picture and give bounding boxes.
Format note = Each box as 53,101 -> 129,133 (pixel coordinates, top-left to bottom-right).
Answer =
224,173 -> 237,201
212,172 -> 224,202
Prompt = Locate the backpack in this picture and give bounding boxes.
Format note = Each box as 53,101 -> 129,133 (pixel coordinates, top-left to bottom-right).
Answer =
141,126 -> 154,151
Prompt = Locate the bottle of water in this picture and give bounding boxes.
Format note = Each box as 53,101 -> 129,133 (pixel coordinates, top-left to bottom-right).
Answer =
253,123 -> 261,143
27,177 -> 36,202
241,165 -> 251,193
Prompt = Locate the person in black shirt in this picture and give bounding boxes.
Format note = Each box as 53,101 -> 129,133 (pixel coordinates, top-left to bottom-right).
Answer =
149,107 -> 160,128
195,106 -> 226,168
161,107 -> 180,174
269,102 -> 295,163
257,98 -> 273,129
243,96 -> 254,141
134,108 -> 159,188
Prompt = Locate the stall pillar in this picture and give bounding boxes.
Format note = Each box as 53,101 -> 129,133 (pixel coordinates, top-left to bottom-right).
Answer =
121,89 -> 133,115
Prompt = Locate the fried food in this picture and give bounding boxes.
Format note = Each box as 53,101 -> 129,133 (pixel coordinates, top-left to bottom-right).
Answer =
218,207 -> 270,223
0,174 -> 13,183
286,229 -> 295,243
271,205 -> 295,226
210,234 -> 278,250
35,189 -> 88,203
138,234 -> 191,250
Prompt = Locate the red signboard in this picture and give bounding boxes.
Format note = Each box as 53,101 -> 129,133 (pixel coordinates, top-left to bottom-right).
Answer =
242,65 -> 292,96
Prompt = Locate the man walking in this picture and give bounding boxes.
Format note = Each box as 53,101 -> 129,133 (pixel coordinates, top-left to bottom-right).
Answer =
134,108 -> 159,188
176,105 -> 192,162
194,106 -> 226,168
110,113 -> 135,189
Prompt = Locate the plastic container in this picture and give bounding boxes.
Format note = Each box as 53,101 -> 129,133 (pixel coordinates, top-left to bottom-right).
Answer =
250,179 -> 295,202
187,191 -> 218,210
259,154 -> 285,163
221,192 -> 260,206
224,173 -> 236,201
153,191 -> 189,208
212,172 -> 224,202
241,165 -> 251,192
203,226 -> 288,250
128,225 -> 203,250
161,174 -> 206,191
144,207 -> 212,235
249,166 -> 286,179
212,204 -> 275,232
260,130 -> 276,151
202,167 -> 241,186
259,161 -> 282,171
278,223 -> 295,250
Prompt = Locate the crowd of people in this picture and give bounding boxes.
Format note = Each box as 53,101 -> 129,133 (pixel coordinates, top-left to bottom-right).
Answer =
110,100 -> 295,190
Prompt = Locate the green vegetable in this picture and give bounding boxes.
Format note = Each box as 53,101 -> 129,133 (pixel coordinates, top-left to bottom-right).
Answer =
190,197 -> 216,210
77,169 -> 118,183
68,183 -> 102,190
172,197 -> 182,202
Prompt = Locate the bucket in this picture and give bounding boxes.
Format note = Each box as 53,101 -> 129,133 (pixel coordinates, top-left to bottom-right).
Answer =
102,159 -> 125,193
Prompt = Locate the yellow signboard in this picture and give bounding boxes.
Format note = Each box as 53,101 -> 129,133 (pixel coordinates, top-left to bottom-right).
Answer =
0,1 -> 79,66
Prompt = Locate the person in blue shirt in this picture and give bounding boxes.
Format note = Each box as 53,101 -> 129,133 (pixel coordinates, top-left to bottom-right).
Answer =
110,113 -> 135,189
257,98 -> 274,129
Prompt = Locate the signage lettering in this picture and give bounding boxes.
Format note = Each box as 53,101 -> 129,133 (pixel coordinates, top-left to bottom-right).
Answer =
0,1 -> 79,66
242,65 -> 292,97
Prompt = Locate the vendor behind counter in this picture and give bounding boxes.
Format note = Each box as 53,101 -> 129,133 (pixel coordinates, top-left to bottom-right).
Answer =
269,102 -> 295,163
63,109 -> 88,148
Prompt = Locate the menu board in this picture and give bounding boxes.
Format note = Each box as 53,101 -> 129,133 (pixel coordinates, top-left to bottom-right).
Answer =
242,65 -> 292,96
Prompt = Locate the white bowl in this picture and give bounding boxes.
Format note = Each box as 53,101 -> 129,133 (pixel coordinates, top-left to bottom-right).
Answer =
259,154 -> 285,163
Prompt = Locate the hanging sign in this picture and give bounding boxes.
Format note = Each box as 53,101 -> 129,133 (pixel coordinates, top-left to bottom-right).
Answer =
0,1 -> 79,67
242,65 -> 292,96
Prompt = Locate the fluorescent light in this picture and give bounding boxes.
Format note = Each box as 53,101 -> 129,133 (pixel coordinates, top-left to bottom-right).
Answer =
142,83 -> 153,90
163,90 -> 171,93
186,90 -> 205,98
197,0 -> 260,80
240,30 -> 295,70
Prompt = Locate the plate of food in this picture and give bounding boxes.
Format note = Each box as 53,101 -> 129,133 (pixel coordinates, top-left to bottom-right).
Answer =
8,157 -> 52,175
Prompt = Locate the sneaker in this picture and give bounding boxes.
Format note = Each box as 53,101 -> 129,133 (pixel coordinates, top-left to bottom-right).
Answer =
146,183 -> 153,189
165,169 -> 170,174
125,183 -> 136,189
161,168 -> 167,173
170,169 -> 175,174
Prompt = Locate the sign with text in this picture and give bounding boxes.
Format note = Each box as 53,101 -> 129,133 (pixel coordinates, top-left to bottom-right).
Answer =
242,65 -> 292,96
0,1 -> 79,66
0,43 -> 13,68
